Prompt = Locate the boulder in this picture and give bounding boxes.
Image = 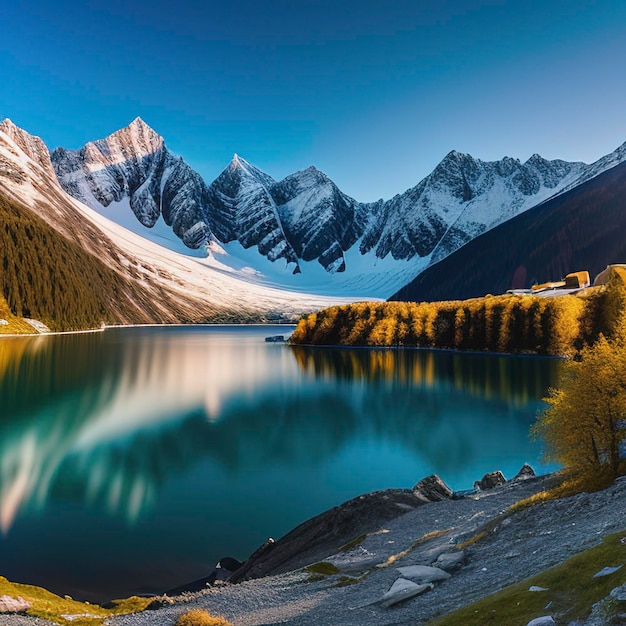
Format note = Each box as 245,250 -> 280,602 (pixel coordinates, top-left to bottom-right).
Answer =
513,464 -> 536,481
397,565 -> 451,583
433,551 -> 465,572
474,471 -> 507,491
412,475 -> 454,503
610,583 -> 626,601
380,578 -> 432,608
0,595 -> 31,613
526,617 -> 555,626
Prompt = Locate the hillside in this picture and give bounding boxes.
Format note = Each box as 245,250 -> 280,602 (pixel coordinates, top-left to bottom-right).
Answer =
391,160 -> 626,303
0,193 -> 167,331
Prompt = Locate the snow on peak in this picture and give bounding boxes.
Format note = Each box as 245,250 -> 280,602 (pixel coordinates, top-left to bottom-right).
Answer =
0,119 -> 55,176
100,117 -> 164,160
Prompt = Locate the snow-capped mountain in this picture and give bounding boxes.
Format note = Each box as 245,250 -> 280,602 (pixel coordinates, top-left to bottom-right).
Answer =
0,119 -> 362,327
391,158 -> 626,303
52,118 -> 212,251
49,119 -> 626,299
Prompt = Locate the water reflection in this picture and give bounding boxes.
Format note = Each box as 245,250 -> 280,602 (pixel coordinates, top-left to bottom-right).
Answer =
0,328 -> 301,531
0,328 -> 561,600
290,346 -> 555,405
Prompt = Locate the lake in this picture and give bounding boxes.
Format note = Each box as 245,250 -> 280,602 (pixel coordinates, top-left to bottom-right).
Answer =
0,325 -> 561,602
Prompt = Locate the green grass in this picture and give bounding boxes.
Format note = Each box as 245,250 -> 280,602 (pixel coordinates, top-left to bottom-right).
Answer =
0,576 -> 152,625
338,534 -> 367,553
305,561 -> 341,576
432,530 -> 626,626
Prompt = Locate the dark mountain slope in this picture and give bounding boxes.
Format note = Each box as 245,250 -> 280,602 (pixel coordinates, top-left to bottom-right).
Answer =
391,161 -> 626,303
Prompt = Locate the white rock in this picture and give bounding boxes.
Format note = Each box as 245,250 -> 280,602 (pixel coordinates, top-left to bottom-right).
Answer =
529,585 -> 549,592
610,583 -> 626,601
396,565 -> 451,582
380,578 -> 432,608
593,565 -> 623,578
0,595 -> 31,613
526,617 -> 555,626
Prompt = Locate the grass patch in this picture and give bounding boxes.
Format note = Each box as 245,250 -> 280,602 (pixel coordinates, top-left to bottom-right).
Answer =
431,530 -> 626,626
510,473 -> 616,514
457,529 -> 489,550
0,576 -> 151,625
335,572 -> 371,587
305,562 -> 340,576
338,533 -> 367,553
376,529 -> 451,568
176,609 -> 233,626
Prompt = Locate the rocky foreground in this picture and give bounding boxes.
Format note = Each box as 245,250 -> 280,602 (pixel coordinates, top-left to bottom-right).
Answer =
2,470 -> 625,626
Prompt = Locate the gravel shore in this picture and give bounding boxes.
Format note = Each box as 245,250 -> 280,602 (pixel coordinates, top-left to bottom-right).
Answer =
95,474 -> 626,626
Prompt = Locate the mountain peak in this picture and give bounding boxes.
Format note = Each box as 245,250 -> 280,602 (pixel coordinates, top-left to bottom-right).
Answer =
129,116 -> 150,128
90,117 -> 164,160
442,149 -> 469,161
121,116 -> 161,141
0,118 -> 54,176
0,118 -> 18,133
230,153 -> 249,168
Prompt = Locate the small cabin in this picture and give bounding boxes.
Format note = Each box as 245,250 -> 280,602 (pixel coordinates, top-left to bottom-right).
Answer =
564,271 -> 590,289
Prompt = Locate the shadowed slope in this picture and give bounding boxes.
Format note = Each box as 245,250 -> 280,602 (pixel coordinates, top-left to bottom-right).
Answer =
392,161 -> 626,303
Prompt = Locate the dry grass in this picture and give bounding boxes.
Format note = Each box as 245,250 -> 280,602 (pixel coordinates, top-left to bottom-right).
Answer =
175,609 -> 233,626
0,575 -> 151,625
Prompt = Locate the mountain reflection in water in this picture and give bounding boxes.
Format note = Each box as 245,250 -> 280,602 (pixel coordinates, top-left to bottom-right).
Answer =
0,327 -> 560,601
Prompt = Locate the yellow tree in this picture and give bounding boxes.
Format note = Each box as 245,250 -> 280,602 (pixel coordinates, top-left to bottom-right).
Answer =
533,320 -> 626,483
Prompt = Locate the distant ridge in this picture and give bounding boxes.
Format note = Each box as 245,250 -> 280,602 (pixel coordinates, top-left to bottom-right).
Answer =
391,160 -> 626,303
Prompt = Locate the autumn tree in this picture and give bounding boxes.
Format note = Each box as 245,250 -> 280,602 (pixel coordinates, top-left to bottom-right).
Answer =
533,318 -> 626,484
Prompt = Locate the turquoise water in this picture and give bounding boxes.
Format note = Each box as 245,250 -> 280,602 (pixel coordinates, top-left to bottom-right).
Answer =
0,326 -> 560,601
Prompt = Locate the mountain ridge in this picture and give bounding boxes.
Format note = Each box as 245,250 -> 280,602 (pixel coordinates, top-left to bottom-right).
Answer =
47,118 -> 626,298
390,159 -> 626,303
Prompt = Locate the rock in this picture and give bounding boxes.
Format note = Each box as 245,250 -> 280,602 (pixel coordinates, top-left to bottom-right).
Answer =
513,464 -> 536,480
529,586 -> 549,591
526,617 -> 555,626
229,488 -> 424,583
145,595 -> 175,610
397,565 -> 451,582
474,471 -> 507,490
433,551 -> 465,572
380,578 -> 432,607
412,475 -> 454,503
610,583 -> 626,601
593,565 -> 623,578
0,595 -> 31,613
328,555 -> 381,574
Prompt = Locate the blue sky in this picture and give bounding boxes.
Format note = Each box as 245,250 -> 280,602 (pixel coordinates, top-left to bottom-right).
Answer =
2,0 -> 626,201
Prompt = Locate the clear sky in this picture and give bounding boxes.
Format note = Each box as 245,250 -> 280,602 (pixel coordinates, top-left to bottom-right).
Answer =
2,0 -> 626,201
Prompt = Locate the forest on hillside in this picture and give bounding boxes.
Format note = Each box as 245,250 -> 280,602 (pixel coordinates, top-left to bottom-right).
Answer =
0,194 -> 147,331
291,267 -> 626,356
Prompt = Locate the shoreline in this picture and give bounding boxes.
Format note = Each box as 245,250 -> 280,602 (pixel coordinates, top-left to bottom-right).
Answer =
0,322 -> 297,340
105,473 -> 626,626
3,471 -> 625,625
